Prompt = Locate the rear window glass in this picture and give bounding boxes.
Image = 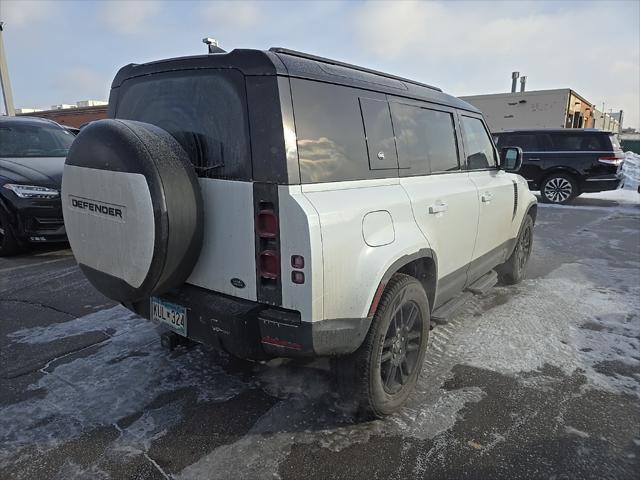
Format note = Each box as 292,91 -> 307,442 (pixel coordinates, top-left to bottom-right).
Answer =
550,133 -> 608,151
115,69 -> 251,180
0,122 -> 74,157
390,102 -> 459,174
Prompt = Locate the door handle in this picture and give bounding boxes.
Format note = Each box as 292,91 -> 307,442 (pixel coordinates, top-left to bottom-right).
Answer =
428,202 -> 448,214
481,192 -> 493,203
529,158 -> 541,161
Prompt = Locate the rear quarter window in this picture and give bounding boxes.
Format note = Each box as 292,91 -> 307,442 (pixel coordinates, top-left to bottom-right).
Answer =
550,133 -> 608,152
115,69 -> 251,180
290,79 -> 397,184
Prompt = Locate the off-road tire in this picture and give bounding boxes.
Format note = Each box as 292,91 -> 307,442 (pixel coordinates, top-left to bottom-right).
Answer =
0,212 -> 24,256
334,273 -> 430,418
497,214 -> 534,285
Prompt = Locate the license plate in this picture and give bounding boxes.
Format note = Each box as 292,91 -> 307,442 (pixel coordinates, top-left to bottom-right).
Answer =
151,297 -> 187,336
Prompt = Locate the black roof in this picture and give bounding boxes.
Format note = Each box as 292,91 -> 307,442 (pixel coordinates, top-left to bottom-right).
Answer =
496,128 -> 608,134
111,48 -> 479,113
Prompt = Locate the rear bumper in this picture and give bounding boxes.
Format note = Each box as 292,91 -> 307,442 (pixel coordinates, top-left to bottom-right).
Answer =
128,283 -> 370,359
580,174 -> 624,193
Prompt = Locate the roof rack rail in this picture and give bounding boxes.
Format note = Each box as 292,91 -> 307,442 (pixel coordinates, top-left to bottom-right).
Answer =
269,47 -> 442,93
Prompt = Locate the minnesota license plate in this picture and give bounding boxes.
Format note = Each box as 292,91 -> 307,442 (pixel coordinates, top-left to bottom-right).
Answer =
151,297 -> 187,336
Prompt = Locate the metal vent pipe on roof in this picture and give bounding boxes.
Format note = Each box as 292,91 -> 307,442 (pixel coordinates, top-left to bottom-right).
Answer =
511,71 -> 520,93
520,76 -> 527,92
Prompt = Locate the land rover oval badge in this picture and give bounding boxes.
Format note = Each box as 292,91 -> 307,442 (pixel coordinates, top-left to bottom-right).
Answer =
231,278 -> 246,289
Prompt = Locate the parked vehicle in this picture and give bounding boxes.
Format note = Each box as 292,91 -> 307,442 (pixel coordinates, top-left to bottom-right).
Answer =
0,116 -> 72,255
494,129 -> 624,204
61,48 -> 537,417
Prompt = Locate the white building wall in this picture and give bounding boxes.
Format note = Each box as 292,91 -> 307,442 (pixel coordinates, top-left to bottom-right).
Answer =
460,89 -> 571,132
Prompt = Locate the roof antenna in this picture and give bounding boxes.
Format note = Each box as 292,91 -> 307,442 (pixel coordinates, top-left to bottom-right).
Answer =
202,37 -> 226,54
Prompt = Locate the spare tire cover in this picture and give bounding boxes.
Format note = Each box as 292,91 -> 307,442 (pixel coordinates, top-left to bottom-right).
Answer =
62,119 -> 203,302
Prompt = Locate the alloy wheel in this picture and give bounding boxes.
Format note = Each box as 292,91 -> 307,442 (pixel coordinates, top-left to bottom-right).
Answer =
544,177 -> 573,203
380,299 -> 423,395
516,225 -> 532,272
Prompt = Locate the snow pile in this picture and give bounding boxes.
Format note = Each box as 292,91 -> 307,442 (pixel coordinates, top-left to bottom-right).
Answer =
622,151 -> 640,191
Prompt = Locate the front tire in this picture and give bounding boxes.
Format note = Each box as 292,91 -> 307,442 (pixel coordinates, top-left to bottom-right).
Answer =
0,213 -> 23,256
334,274 -> 430,418
541,173 -> 577,204
497,215 -> 534,285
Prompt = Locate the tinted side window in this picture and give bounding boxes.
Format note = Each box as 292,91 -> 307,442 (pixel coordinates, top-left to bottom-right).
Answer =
116,69 -> 251,180
461,116 -> 497,170
291,79 -> 378,183
390,102 -> 460,175
500,134 -> 539,151
359,98 -> 398,170
550,133 -> 607,151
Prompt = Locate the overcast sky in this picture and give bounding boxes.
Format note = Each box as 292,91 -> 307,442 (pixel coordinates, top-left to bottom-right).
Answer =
1,0 -> 639,127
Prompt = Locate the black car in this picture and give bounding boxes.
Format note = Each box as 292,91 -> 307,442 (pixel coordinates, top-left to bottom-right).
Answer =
0,116 -> 73,255
494,129 -> 624,204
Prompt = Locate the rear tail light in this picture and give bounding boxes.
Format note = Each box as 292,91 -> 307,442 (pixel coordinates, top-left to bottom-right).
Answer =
598,154 -> 624,166
259,250 -> 280,279
256,210 -> 278,238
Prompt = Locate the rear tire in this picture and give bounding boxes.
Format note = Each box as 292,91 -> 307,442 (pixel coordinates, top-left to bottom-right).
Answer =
334,274 -> 430,418
497,215 -> 533,285
540,173 -> 577,204
0,213 -> 24,256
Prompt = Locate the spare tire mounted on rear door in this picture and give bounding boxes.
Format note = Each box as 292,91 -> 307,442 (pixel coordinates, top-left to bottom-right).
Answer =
62,119 -> 204,302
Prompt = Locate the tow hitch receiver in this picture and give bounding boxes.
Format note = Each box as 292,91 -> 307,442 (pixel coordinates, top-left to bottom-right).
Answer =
160,331 -> 195,351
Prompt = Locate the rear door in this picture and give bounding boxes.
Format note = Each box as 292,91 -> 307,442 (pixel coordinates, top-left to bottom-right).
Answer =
460,115 -> 515,283
392,100 -> 479,306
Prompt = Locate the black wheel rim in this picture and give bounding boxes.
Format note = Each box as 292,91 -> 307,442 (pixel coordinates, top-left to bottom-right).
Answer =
544,177 -> 572,203
516,225 -> 532,272
380,299 -> 423,395
0,217 -> 5,245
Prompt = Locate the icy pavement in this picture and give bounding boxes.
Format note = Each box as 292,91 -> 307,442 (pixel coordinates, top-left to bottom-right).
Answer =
0,201 -> 639,479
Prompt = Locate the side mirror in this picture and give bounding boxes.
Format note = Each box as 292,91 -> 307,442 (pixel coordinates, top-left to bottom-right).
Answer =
500,146 -> 523,172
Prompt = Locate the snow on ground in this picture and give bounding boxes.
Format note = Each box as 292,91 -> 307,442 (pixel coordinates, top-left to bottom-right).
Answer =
1,174 -> 639,478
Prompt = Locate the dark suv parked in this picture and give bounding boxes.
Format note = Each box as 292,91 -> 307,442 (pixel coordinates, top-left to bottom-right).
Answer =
494,129 -> 623,204
0,116 -> 71,254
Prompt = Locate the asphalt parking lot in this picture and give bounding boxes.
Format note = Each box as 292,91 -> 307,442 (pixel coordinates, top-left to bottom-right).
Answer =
1,194 -> 639,480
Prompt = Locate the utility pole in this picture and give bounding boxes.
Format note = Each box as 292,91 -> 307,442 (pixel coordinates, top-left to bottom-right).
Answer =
0,22 -> 16,116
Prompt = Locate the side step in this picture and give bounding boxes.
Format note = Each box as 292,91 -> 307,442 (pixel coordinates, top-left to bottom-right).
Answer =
432,291 -> 473,325
431,270 -> 498,324
466,270 -> 498,295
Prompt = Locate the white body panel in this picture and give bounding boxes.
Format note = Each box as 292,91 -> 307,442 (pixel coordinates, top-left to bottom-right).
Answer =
468,169 -> 516,260
187,179 -> 257,300
278,185 -> 324,322
399,173 -> 479,281
301,178 -> 430,320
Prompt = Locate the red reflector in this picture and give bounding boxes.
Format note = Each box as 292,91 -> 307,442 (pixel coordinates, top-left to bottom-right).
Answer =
291,255 -> 305,269
368,282 -> 386,317
256,210 -> 278,238
291,270 -> 305,284
259,250 -> 280,279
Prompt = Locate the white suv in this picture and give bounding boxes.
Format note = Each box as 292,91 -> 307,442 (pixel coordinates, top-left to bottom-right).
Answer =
62,48 -> 537,417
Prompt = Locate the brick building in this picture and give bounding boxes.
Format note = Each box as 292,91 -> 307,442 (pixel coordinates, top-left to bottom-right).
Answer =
16,104 -> 108,128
